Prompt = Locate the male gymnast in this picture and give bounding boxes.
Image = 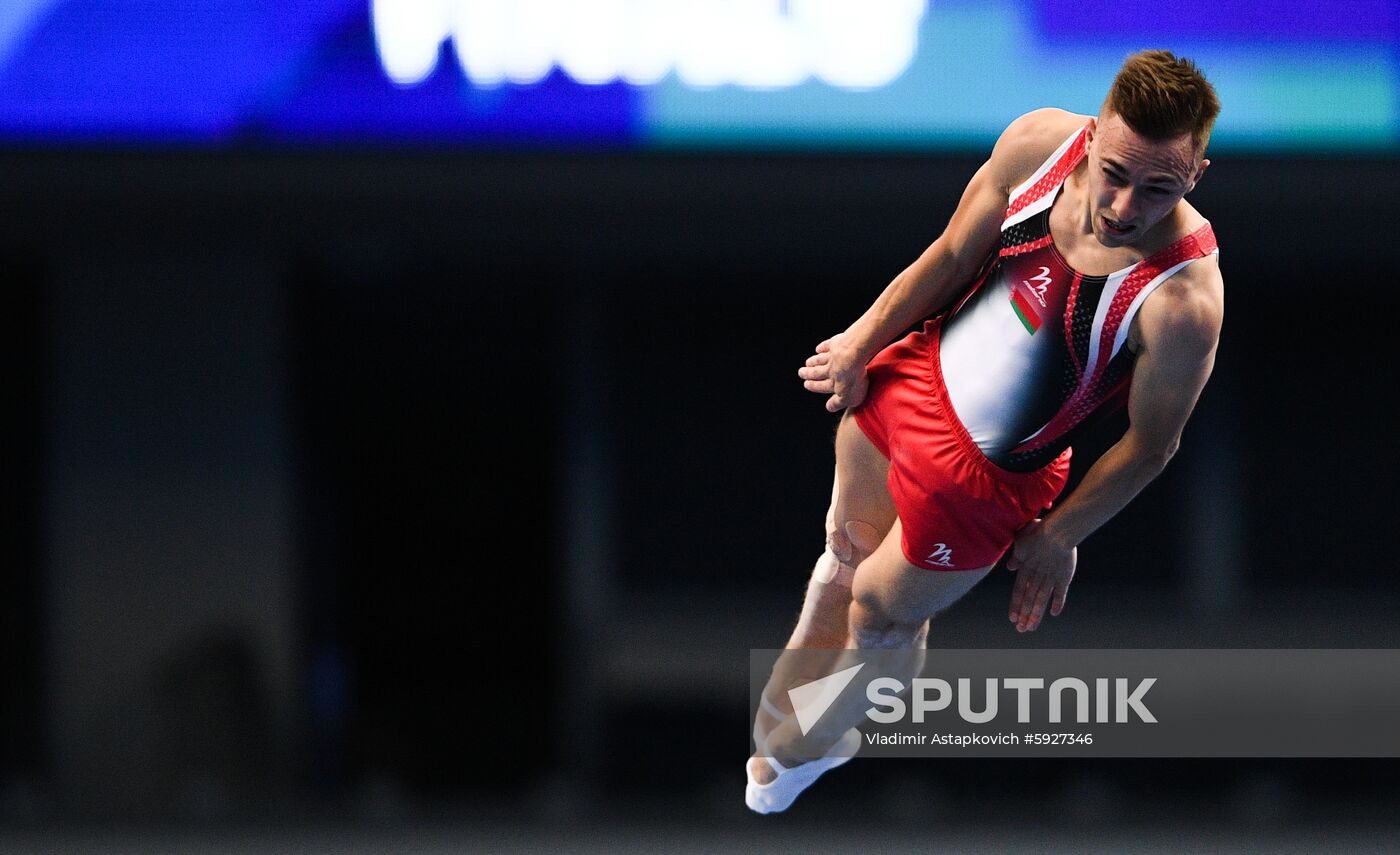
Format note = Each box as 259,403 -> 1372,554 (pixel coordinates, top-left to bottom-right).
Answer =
748,50 -> 1224,813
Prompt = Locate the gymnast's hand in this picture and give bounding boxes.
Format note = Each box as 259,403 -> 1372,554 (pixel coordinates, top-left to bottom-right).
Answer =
1006,518 -> 1077,633
798,335 -> 869,412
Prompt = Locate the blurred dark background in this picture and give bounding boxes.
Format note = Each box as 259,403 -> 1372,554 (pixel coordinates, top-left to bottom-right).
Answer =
1,148 -> 1399,850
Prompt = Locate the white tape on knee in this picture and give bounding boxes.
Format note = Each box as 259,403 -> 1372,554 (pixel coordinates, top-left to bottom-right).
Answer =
813,546 -> 856,588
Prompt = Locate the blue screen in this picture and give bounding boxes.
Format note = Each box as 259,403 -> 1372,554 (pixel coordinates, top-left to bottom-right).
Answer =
0,0 -> 1396,151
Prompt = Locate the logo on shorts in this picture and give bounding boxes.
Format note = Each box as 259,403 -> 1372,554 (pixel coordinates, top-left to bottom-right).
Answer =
924,543 -> 955,568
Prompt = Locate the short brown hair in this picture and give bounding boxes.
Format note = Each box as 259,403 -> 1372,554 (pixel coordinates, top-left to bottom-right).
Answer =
1103,50 -> 1220,153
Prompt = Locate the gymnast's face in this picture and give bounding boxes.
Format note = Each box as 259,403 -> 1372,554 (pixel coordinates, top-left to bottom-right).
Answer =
1084,112 -> 1209,248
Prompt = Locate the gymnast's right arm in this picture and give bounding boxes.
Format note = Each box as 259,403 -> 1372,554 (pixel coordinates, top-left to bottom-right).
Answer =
798,108 -> 1067,413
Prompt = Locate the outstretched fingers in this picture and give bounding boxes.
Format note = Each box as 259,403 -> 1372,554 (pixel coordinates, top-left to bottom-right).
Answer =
1023,582 -> 1054,632
1008,570 -> 1059,632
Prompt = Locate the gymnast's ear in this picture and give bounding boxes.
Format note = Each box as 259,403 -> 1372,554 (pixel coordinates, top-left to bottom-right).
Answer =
1187,158 -> 1210,193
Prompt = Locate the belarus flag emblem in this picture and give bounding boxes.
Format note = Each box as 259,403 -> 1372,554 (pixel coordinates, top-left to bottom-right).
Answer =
1010,287 -> 1042,335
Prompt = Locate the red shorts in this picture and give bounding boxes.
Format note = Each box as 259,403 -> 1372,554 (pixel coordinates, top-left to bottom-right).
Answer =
851,321 -> 1071,571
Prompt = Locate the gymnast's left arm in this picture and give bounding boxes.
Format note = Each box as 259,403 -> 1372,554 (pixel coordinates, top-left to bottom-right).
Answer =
1007,260 -> 1224,631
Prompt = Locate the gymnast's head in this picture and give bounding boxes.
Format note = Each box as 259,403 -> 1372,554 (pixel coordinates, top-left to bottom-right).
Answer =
1085,50 -> 1221,246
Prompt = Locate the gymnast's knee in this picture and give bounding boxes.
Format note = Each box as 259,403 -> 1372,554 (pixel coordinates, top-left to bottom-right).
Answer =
850,582 -> 926,648
849,602 -> 923,651
814,519 -> 883,588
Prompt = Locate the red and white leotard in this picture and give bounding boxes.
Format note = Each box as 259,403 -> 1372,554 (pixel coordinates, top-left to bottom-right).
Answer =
937,125 -> 1219,471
